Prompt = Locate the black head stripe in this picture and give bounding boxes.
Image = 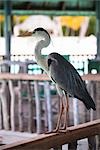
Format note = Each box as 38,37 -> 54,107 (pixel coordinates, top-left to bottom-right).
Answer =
33,27 -> 47,33
33,28 -> 50,36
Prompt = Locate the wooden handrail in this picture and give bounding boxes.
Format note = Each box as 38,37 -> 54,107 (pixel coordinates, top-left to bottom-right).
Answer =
1,119 -> 100,150
0,73 -> 100,81
82,73 -> 100,81
0,73 -> 49,81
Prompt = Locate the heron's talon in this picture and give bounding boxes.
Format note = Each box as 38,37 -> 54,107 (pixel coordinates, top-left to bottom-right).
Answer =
45,129 -> 58,134
58,129 -> 69,133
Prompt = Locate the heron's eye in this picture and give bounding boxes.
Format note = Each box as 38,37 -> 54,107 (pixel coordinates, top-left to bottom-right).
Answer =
48,58 -> 52,67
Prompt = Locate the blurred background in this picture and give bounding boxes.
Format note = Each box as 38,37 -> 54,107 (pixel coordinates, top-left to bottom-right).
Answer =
0,0 -> 100,149
0,0 -> 98,75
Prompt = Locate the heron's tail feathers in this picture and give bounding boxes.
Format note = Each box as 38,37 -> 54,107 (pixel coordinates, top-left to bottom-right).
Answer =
75,90 -> 96,110
83,94 -> 96,110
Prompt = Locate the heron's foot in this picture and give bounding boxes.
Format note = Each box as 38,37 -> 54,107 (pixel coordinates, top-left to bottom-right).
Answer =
45,126 -> 66,134
58,128 -> 69,133
45,129 -> 59,134
56,124 -> 69,133
45,127 -> 69,134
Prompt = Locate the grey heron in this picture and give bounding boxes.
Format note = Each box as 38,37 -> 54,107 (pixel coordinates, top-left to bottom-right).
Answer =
19,27 -> 96,133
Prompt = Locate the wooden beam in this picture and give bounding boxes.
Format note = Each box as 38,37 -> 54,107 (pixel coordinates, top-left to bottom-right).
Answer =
82,74 -> 100,81
0,73 -> 49,81
0,10 -> 95,16
0,73 -> 100,81
1,119 -> 100,150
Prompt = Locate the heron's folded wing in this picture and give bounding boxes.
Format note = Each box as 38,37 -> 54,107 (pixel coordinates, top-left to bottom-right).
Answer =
50,58 -> 86,98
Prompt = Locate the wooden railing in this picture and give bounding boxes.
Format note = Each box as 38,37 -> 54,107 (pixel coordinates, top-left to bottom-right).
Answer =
0,73 -> 100,132
0,119 -> 100,150
0,73 -> 100,149
0,73 -> 100,81
0,73 -> 55,133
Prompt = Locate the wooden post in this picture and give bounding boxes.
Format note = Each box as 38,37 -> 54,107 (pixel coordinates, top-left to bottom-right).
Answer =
95,82 -> 100,149
18,80 -> 23,131
0,80 -> 10,130
68,98 -> 78,149
27,81 -> 33,133
4,0 -> 11,63
89,81 -> 95,121
68,141 -> 77,150
34,81 -> 41,134
54,145 -> 62,150
96,82 -> 100,119
88,136 -> 96,150
0,99 -> 2,129
44,81 -> 52,132
8,80 -> 15,131
73,98 -> 79,125
96,0 -> 100,59
87,81 -> 96,149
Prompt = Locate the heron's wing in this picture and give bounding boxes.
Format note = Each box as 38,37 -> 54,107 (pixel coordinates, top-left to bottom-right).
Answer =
49,56 -> 85,97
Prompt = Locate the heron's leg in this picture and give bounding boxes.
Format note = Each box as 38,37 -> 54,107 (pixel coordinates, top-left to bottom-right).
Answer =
64,94 -> 69,129
45,95 -> 64,134
53,96 -> 64,132
45,96 -> 64,134
59,94 -> 69,132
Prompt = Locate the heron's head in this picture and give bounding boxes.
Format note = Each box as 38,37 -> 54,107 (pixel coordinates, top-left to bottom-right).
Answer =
33,28 -> 50,38
18,27 -> 50,39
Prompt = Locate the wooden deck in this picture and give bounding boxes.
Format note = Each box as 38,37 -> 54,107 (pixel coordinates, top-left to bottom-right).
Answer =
0,119 -> 100,150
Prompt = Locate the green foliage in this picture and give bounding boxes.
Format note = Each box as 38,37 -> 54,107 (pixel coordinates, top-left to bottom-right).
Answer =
0,22 -> 4,36
86,16 -> 96,36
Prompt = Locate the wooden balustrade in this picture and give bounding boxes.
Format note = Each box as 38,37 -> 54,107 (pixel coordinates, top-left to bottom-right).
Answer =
0,73 -> 100,132
0,73 -> 100,149
0,73 -> 53,133
0,119 -> 100,150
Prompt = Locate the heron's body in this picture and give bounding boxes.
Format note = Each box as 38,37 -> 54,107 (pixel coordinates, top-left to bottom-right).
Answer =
48,52 -> 96,110
19,27 -> 96,132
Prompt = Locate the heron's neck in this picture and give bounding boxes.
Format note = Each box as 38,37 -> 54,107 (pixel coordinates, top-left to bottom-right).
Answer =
35,39 -> 50,73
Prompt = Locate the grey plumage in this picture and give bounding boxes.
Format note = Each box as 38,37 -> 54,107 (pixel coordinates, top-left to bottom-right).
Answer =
47,52 -> 96,110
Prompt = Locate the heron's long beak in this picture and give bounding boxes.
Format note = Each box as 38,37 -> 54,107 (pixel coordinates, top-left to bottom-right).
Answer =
18,31 -> 33,37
